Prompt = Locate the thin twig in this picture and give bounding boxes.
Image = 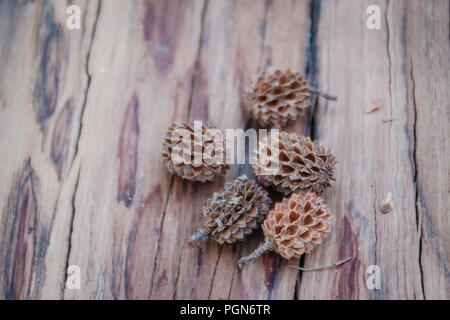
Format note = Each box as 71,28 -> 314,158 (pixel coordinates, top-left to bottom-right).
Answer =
382,117 -> 395,123
365,106 -> 381,114
287,256 -> 352,271
308,86 -> 338,101
237,238 -> 274,268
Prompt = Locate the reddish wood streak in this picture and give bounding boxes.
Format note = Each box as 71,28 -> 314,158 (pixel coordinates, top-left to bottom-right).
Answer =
263,251 -> 279,296
34,5 -> 67,131
189,63 -> 209,121
144,0 -> 186,75
172,67 -> 195,121
337,216 -> 361,299
124,185 -> 162,299
0,159 -> 40,299
117,96 -> 140,208
51,99 -> 73,180
156,270 -> 168,290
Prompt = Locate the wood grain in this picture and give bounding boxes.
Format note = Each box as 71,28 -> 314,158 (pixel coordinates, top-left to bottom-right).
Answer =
297,0 -> 448,299
0,0 -> 448,300
62,0 -> 206,299
404,0 -> 450,299
0,0 -> 99,299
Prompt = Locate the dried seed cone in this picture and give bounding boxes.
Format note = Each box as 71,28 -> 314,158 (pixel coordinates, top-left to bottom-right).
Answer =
189,176 -> 271,247
238,192 -> 332,266
263,192 -> 332,259
246,69 -> 311,128
252,132 -> 336,196
161,122 -> 228,182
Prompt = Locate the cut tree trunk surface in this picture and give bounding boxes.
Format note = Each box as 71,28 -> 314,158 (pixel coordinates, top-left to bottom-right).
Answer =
0,0 -> 448,300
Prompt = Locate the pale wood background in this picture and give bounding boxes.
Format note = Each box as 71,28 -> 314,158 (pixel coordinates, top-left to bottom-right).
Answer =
0,0 -> 448,300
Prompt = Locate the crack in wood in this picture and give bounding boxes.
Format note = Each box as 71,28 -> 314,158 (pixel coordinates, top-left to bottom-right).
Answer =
385,0 -> 393,151
293,255 -> 304,300
172,244 -> 184,299
410,58 -> 426,299
149,0 -> 209,298
372,173 -> 378,267
294,0 -> 321,298
61,0 -> 102,298
62,165 -> 81,298
207,246 -> 223,299
227,262 -> 236,300
305,0 -> 321,139
69,0 -> 102,173
149,175 -> 174,298
372,173 -> 382,299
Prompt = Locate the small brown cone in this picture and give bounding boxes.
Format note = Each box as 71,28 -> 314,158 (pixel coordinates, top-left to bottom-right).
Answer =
252,131 -> 336,196
161,121 -> 228,182
246,69 -> 337,128
238,192 -> 332,266
189,175 -> 271,247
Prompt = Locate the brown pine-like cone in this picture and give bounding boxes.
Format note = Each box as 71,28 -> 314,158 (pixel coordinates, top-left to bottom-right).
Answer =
161,122 -> 229,182
238,191 -> 332,266
189,175 -> 271,247
245,69 -> 311,128
252,131 -> 336,196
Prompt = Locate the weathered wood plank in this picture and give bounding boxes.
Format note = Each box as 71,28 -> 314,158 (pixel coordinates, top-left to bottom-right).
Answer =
297,0 -> 448,299
63,0 -> 206,299
404,0 -> 449,299
0,0 -> 448,300
0,0 -> 99,299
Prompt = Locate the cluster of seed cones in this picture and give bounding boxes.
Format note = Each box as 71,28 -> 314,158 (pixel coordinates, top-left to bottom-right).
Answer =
161,69 -> 343,270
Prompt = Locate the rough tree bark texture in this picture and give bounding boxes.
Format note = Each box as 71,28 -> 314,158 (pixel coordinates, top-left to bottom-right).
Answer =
0,0 -> 448,299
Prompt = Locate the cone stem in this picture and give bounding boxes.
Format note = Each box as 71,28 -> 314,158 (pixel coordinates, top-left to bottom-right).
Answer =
238,237 -> 274,268
308,86 -> 338,101
188,228 -> 210,248
287,256 -> 352,271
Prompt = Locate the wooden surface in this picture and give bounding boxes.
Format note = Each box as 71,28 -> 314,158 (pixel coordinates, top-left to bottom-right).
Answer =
0,0 -> 448,300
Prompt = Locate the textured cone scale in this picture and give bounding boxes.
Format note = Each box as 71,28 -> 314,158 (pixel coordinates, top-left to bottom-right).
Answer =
161,122 -> 229,182
189,176 -> 271,246
238,192 -> 332,266
252,131 -> 336,196
246,69 -> 311,128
